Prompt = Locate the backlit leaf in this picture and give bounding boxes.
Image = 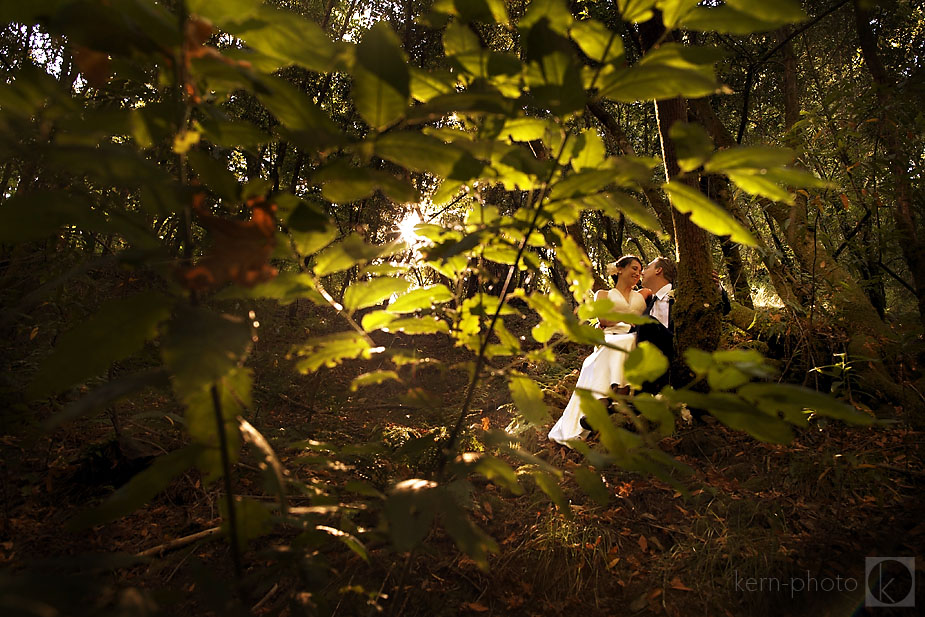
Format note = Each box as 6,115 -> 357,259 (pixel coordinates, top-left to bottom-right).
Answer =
350,370 -> 401,392
618,0 -> 657,22
343,277 -> 411,312
508,371 -> 551,425
387,284 -> 454,313
569,19 -> 623,63
663,181 -> 756,245
624,342 -> 669,389
294,332 -> 372,373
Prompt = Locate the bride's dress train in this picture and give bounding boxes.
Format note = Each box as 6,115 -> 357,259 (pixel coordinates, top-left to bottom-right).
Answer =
548,289 -> 646,445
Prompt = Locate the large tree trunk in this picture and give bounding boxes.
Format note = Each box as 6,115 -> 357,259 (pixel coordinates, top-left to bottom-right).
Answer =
688,98 -> 805,309
637,19 -> 722,357
853,0 -> 925,326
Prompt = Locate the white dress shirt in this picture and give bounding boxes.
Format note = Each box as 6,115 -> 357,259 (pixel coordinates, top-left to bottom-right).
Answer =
650,283 -> 672,328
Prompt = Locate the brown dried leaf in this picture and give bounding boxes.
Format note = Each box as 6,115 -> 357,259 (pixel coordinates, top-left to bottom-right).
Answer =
180,195 -> 278,291
73,45 -> 110,87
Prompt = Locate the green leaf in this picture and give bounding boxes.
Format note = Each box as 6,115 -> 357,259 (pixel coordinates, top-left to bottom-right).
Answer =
658,0 -> 700,28
182,366 -> 250,479
761,167 -> 831,189
198,108 -> 269,149
46,369 -> 171,431
239,417 -> 288,515
426,0 -> 509,24
440,494 -> 499,570
29,291 -> 173,398
220,496 -> 272,546
573,192 -> 662,232
519,0 -> 573,35
618,0 -> 657,22
598,63 -> 719,102
216,271 -> 321,306
725,171 -> 794,203
680,0 -> 806,34
353,22 -> 410,130
387,284 -> 454,313
362,310 -> 398,332
663,181 -> 756,245
313,234 -> 389,277
343,278 -> 411,312
70,445 -> 203,528
406,91 -> 515,122
289,225 -> 340,257
531,470 -> 570,516
255,75 -> 346,150
624,342 -> 669,389
738,384 -> 873,426
385,479 -> 438,551
161,307 -> 252,398
187,150 -> 240,201
374,132 -> 483,180
410,67 -> 458,102
668,389 -> 794,443
443,19 -> 480,56
707,366 -> 749,391
350,370 -> 400,392
313,160 -> 419,204
458,453 -> 523,495
523,20 -> 586,114
508,371 -> 551,425
315,525 -> 369,563
189,0 -> 343,73
684,348 -> 713,376
501,117 -> 554,142
569,129 -> 607,171
669,122 -> 714,172
0,191 -> 102,242
704,146 -> 795,172
573,467 -> 611,505
569,19 -> 623,63
631,393 -> 675,435
294,332 -> 372,373
385,317 -> 450,335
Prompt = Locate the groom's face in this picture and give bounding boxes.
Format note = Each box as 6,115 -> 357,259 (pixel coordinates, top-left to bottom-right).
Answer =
641,260 -> 660,288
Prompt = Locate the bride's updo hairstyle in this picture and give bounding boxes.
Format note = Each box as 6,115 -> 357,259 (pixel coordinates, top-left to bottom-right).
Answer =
605,254 -> 642,285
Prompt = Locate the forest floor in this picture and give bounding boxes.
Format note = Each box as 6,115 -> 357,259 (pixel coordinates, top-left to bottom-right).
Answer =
2,299 -> 923,617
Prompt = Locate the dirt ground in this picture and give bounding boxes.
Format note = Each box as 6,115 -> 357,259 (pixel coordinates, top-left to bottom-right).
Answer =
1,299 -> 923,616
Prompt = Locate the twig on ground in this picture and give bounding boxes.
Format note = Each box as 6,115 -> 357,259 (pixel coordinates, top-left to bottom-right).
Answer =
252,583 -> 279,612
136,526 -> 222,557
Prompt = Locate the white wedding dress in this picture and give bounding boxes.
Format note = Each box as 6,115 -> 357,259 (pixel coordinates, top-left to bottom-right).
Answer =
548,288 -> 647,445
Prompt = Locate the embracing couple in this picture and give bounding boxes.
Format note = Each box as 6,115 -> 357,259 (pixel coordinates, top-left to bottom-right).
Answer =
548,255 -> 675,445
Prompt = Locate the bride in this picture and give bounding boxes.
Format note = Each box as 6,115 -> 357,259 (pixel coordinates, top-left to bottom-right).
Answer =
548,255 -> 647,445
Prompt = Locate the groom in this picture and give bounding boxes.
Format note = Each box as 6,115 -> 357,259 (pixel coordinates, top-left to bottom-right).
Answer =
635,257 -> 676,393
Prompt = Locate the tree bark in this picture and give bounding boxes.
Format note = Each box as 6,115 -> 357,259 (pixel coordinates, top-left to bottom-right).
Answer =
853,0 -> 925,326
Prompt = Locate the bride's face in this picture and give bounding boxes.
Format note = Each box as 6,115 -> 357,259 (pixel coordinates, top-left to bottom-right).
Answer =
617,260 -> 642,287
